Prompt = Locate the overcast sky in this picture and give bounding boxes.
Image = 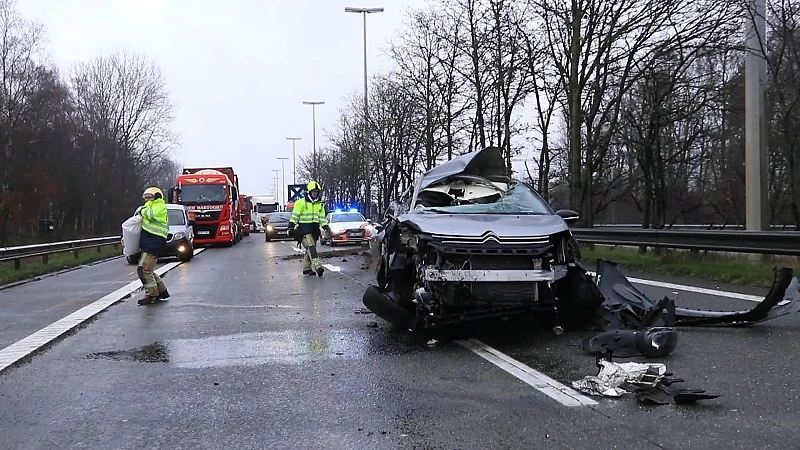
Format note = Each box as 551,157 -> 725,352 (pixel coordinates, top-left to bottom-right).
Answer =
18,0 -> 429,196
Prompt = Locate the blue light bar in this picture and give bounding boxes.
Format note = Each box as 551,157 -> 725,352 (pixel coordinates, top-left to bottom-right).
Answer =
334,208 -> 342,213
349,208 -> 358,213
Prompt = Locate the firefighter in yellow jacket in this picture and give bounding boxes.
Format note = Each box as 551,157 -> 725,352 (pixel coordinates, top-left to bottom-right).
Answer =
137,186 -> 171,304
288,181 -> 338,276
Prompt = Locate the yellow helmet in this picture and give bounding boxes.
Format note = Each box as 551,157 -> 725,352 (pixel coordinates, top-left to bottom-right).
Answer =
306,180 -> 322,192
142,186 -> 163,199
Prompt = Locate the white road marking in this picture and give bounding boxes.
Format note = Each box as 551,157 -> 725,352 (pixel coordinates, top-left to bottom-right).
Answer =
0,248 -> 203,374
288,243 -> 342,272
456,338 -> 598,407
586,270 -> 768,303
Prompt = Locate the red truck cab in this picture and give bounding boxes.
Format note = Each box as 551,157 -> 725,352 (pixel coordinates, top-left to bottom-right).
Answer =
170,167 -> 243,247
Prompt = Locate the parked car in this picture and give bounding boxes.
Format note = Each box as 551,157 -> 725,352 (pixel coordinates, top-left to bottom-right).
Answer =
125,203 -> 196,264
321,210 -> 373,246
264,211 -> 293,242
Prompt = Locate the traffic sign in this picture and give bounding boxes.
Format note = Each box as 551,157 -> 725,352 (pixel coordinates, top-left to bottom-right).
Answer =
288,184 -> 306,202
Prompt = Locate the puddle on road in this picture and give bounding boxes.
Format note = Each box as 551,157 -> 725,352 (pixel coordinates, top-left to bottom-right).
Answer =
86,342 -> 170,363
84,329 -> 423,369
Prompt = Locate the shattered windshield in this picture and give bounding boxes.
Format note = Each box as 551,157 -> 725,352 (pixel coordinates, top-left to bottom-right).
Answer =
178,185 -> 227,205
413,182 -> 551,215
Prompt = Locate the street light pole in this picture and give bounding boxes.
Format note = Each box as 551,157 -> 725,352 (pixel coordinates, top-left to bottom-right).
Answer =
346,6 -> 383,220
302,101 -> 324,180
272,169 -> 280,206
745,0 -> 768,231
285,137 -> 301,184
277,157 -> 289,206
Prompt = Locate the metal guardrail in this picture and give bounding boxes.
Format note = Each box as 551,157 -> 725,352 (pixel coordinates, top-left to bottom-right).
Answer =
571,228 -> 800,256
0,236 -> 122,270
593,223 -> 797,230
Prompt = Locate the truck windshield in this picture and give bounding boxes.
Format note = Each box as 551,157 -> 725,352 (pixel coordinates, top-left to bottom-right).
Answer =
179,185 -> 227,205
256,203 -> 279,213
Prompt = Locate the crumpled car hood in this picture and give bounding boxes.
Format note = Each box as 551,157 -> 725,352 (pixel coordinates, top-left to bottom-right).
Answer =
398,213 -> 568,237
411,146 -> 509,206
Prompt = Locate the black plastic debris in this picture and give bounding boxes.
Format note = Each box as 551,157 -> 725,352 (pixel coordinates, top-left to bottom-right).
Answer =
582,327 -> 678,359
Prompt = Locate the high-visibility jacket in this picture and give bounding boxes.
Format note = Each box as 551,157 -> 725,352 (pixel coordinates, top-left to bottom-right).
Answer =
290,196 -> 328,241
140,198 -> 169,238
290,197 -> 328,227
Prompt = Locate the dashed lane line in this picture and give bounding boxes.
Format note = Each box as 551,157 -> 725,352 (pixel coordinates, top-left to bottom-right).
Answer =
0,248 -> 204,374
456,338 -> 598,407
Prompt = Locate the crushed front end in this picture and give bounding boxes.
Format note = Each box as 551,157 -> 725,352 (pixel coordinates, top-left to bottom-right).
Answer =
412,230 -> 576,327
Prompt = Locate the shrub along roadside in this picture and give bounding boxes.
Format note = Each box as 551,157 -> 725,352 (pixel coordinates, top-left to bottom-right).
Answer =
0,246 -> 123,287
580,245 -> 800,289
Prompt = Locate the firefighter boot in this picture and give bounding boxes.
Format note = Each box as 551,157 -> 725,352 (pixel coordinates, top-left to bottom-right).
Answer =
137,295 -> 160,305
158,289 -> 171,300
312,257 -> 324,277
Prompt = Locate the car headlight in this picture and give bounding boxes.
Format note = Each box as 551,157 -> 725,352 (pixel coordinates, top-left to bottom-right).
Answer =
266,225 -> 274,231
172,232 -> 185,241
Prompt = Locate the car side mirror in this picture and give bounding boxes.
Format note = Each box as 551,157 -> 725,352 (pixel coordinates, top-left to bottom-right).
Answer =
367,219 -> 373,224
555,209 -> 580,225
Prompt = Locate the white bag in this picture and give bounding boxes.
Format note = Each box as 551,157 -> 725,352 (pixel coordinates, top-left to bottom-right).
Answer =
121,215 -> 142,256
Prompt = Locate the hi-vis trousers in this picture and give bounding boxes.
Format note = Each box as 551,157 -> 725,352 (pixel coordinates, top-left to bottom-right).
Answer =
301,234 -> 323,272
137,252 -> 167,296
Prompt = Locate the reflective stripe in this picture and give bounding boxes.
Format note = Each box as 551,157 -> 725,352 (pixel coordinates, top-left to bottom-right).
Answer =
141,199 -> 169,238
142,220 -> 169,238
290,199 -> 327,226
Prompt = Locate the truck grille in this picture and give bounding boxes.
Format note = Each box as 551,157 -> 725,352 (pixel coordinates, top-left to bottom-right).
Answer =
193,211 -> 221,221
193,224 -> 218,239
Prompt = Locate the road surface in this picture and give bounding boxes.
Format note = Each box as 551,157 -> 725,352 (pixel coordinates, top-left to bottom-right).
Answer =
0,236 -> 796,449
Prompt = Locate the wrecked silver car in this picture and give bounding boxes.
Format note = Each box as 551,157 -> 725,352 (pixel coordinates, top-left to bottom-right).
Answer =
363,146 -> 800,353
363,147 -> 603,341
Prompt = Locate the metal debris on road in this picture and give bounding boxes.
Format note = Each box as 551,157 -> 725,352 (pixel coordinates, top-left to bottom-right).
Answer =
572,358 -> 721,405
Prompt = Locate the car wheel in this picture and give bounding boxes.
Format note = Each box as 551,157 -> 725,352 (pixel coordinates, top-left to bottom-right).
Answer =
179,244 -> 194,262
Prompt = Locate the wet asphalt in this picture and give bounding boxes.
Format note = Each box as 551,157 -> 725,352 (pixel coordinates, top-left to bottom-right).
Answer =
0,236 -> 798,449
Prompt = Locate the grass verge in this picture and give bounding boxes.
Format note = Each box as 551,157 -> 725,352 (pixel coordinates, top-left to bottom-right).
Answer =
0,245 -> 122,286
580,244 -> 800,288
